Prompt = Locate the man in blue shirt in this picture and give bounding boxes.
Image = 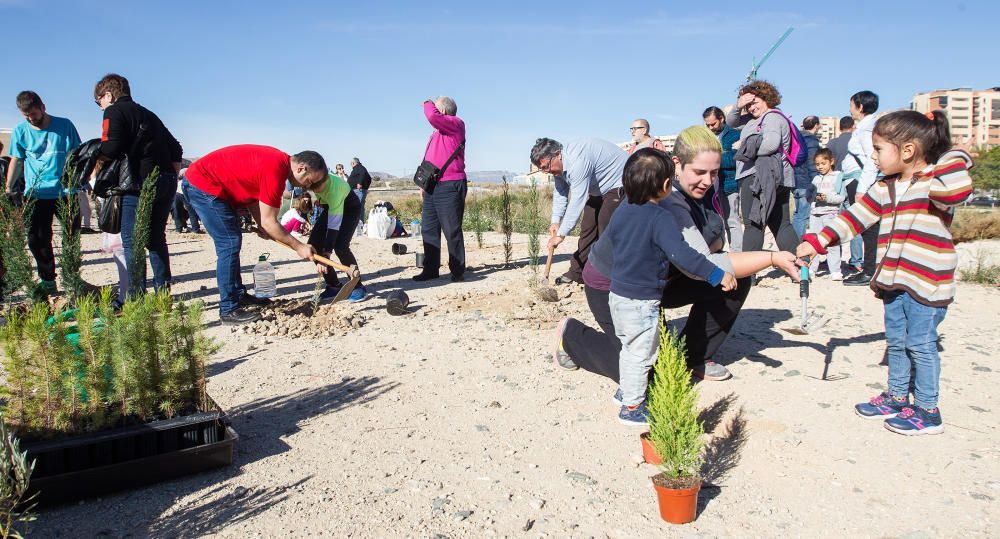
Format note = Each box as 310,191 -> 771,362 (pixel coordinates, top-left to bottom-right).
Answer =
704,106 -> 742,252
530,137 -> 626,284
5,91 -> 82,296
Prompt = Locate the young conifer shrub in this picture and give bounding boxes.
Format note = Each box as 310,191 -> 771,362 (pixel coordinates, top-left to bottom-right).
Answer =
526,178 -> 542,274
501,176 -> 513,266
0,195 -> 36,303
56,155 -> 84,302
128,167 -> 160,296
647,322 -> 704,487
467,193 -> 485,248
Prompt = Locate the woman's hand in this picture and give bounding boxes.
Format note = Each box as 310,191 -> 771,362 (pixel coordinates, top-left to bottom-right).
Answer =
770,251 -> 801,282
736,93 -> 754,110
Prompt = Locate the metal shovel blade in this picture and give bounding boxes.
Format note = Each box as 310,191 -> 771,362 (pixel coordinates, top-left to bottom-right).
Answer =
331,265 -> 361,304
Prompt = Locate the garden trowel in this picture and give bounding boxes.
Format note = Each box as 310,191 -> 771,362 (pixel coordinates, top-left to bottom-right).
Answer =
782,263 -> 827,336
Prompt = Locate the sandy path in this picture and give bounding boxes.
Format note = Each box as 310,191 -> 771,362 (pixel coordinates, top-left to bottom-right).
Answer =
31,230 -> 1000,538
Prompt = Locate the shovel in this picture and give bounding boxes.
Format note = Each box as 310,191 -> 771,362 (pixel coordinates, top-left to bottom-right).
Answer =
781,263 -> 826,336
276,240 -> 361,304
543,244 -> 555,282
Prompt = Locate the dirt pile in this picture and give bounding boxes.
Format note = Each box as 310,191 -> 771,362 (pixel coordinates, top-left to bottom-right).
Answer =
234,299 -> 366,338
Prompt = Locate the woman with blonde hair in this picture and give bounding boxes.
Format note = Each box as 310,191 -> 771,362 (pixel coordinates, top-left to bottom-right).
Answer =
553,126 -> 802,386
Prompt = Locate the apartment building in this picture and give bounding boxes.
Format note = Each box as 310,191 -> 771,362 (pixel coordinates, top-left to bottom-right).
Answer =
912,87 -> 1000,149
817,116 -> 839,146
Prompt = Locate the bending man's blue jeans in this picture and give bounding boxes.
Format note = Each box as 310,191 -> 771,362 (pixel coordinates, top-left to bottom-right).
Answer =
792,187 -> 810,239
121,173 -> 177,294
185,183 -> 245,316
883,290 -> 947,410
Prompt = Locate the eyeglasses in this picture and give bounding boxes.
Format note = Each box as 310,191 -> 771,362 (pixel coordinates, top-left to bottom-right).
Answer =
538,155 -> 558,173
629,126 -> 646,132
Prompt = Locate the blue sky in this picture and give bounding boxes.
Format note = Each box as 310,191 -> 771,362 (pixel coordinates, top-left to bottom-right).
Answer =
2,0 -> 997,176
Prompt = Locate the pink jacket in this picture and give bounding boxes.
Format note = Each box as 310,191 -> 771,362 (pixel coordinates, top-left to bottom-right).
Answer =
423,101 -> 466,182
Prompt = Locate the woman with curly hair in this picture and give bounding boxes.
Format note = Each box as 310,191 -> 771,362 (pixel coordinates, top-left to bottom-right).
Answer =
726,80 -> 799,253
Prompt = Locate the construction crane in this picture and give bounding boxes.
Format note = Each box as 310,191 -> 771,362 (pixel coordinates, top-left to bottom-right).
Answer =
746,27 -> 794,82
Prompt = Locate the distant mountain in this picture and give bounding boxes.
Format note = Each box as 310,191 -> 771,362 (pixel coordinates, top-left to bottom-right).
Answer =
465,170 -> 522,184
369,171 -> 399,179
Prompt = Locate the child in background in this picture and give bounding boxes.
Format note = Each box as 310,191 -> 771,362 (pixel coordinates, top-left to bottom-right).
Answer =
798,110 -> 973,436
606,148 -> 737,426
809,148 -> 847,280
281,194 -> 313,238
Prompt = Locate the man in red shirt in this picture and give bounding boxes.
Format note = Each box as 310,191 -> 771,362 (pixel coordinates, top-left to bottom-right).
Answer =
185,145 -> 326,324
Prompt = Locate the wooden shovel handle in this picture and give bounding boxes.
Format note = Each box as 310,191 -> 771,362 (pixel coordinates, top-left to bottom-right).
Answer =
544,245 -> 555,280
272,238 -> 353,274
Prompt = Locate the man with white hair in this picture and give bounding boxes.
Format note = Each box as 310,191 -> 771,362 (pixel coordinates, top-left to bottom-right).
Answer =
624,118 -> 666,155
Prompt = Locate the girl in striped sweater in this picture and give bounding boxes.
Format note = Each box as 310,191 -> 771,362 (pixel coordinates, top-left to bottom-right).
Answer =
797,110 -> 973,436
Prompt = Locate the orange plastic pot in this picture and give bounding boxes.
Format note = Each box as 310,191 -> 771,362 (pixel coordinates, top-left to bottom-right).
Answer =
652,476 -> 701,524
640,432 -> 661,465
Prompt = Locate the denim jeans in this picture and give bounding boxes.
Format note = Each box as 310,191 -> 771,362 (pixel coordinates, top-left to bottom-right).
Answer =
849,235 -> 863,267
792,187 -> 811,239
354,189 -> 368,221
121,173 -> 177,294
883,290 -> 948,409
609,292 -> 661,407
185,183 -> 245,315
178,178 -> 202,232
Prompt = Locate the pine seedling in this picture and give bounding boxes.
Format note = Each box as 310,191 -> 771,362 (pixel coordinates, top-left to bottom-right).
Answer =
56,155 -> 84,303
647,321 -> 704,483
128,167 -> 160,297
501,176 -> 513,267
467,193 -> 485,249
526,178 -> 542,274
0,416 -> 37,539
0,195 -> 36,303
310,277 -> 325,317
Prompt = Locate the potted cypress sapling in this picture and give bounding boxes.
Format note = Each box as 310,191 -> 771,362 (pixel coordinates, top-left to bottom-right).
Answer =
646,324 -> 705,524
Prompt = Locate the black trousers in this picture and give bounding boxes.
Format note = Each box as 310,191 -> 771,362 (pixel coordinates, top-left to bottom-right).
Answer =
420,179 -> 467,277
861,226 -> 878,274
565,189 -> 622,283
563,274 -> 752,383
739,178 -> 799,253
309,192 -> 362,287
27,197 -> 80,282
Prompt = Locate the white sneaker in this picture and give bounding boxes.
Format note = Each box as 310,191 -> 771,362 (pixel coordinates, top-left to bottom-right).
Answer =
830,273 -> 844,281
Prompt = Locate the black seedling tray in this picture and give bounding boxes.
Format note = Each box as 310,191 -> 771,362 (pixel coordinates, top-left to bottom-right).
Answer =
23,404 -> 237,506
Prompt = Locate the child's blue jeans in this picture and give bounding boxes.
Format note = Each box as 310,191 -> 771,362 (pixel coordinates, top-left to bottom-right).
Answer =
609,292 -> 661,407
883,289 -> 947,409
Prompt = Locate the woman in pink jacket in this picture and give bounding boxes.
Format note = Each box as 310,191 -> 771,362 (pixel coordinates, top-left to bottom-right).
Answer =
413,96 -> 468,282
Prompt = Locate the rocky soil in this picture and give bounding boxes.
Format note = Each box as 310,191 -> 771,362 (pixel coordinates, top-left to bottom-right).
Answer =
29,231 -> 1000,538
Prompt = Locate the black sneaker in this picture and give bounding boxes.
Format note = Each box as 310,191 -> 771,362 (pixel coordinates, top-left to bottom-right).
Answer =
240,293 -> 272,306
220,308 -> 262,325
554,274 -> 580,285
451,273 -> 465,282
843,272 -> 873,286
412,272 -> 439,282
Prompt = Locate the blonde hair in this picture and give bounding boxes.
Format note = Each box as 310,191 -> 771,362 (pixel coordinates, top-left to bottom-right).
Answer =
673,125 -> 722,167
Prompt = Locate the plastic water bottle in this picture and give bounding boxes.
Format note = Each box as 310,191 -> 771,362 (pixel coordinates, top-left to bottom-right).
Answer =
253,253 -> 277,298
411,220 -> 421,239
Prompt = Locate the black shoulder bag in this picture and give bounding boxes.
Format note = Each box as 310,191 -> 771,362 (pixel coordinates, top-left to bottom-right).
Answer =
412,138 -> 465,194
96,123 -> 148,233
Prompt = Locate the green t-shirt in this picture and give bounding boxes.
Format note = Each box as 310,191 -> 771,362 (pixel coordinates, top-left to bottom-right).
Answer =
312,173 -> 352,229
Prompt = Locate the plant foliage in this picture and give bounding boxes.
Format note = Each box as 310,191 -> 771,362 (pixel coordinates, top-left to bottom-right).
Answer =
128,167 -> 160,296
0,195 -> 36,304
56,154 -> 84,302
0,417 -> 35,539
500,176 -> 513,266
0,288 -> 217,439
647,323 -> 704,481
526,178 -> 542,273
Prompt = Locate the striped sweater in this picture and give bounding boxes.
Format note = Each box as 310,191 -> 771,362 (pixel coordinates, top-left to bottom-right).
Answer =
803,150 -> 973,307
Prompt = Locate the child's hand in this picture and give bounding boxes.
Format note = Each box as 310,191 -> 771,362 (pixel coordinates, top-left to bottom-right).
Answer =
316,263 -> 328,275
816,193 -> 826,202
796,241 -> 817,259
720,272 -> 737,291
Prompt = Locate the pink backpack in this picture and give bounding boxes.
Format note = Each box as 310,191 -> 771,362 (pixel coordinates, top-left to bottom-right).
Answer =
756,109 -> 806,167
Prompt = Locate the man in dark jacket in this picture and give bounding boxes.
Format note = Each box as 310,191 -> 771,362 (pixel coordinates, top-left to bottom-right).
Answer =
704,106 -> 742,252
826,116 -> 855,172
348,157 -> 372,218
94,73 -> 183,296
792,115 -> 820,239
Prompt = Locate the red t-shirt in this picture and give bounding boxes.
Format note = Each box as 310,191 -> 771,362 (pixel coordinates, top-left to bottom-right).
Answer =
185,145 -> 290,208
